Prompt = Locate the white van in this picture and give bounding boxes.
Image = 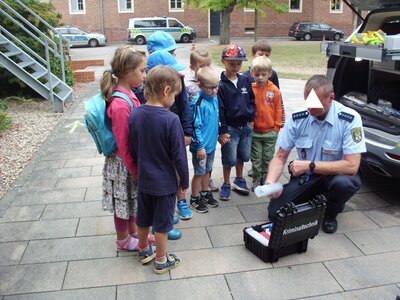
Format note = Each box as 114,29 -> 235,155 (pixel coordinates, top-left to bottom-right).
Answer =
127,17 -> 196,45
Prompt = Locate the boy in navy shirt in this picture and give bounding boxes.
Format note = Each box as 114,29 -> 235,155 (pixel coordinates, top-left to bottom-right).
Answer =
128,65 -> 188,274
218,44 -> 255,200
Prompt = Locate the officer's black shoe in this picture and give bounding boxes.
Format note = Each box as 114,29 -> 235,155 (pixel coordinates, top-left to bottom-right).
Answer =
322,216 -> 337,234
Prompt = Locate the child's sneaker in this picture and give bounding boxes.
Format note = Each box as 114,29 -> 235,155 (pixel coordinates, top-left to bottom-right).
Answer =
201,191 -> 219,207
208,179 -> 219,192
251,179 -> 261,192
176,199 -> 193,220
232,177 -> 250,195
219,183 -> 231,201
190,196 -> 209,213
153,253 -> 181,274
138,244 -> 156,264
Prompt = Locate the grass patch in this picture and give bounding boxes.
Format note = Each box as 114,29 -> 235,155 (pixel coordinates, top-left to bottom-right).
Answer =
207,42 -> 327,80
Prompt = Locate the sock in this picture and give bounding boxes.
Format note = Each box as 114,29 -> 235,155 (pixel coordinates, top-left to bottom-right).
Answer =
139,244 -> 149,252
190,195 -> 199,202
177,199 -> 186,203
200,191 -> 207,197
156,255 -> 166,263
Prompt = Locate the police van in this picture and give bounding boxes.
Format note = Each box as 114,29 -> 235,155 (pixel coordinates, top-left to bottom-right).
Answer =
322,0 -> 400,178
127,17 -> 196,45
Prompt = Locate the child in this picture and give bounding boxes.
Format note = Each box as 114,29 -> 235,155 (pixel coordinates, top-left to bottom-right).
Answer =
184,49 -> 219,192
128,65 -> 188,274
185,49 -> 212,101
218,44 -> 255,200
243,39 -> 280,89
100,46 -> 155,252
249,56 -> 284,191
189,66 -> 220,213
146,50 -> 193,223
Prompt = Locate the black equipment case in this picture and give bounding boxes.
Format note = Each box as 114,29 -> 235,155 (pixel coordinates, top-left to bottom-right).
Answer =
243,194 -> 327,263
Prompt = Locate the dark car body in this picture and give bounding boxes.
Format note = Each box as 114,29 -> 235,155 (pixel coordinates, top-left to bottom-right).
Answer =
288,22 -> 344,41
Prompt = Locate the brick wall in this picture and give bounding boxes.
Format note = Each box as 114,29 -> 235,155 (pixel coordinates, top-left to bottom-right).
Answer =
73,70 -> 95,83
70,59 -> 104,71
50,0 -> 355,42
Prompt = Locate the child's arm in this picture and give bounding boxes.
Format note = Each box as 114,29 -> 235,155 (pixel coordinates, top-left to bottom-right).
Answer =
175,79 -> 193,144
170,116 -> 189,190
274,89 -> 284,131
191,97 -> 205,151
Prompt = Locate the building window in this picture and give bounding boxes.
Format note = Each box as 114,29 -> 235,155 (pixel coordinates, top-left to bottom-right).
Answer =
170,0 -> 183,12
289,0 -> 302,12
69,0 -> 85,14
118,0 -> 134,13
330,0 -> 342,13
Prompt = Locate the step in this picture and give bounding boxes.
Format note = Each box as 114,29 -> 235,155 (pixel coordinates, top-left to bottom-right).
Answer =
4,51 -> 22,57
31,70 -> 48,79
44,78 -> 61,90
0,41 -> 9,46
18,61 -> 35,69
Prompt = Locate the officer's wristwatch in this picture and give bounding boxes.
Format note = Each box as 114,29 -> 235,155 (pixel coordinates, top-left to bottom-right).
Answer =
309,162 -> 315,173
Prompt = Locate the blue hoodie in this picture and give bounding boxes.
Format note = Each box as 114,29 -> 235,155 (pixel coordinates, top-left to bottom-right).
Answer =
190,90 -> 219,154
217,72 -> 255,134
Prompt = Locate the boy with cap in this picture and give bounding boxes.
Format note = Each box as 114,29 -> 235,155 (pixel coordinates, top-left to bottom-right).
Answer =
218,44 -> 255,200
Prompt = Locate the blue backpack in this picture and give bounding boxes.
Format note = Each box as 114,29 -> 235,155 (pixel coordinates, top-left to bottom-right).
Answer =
84,91 -> 133,156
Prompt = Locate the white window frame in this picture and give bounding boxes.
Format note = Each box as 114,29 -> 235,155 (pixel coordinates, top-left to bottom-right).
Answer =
330,0 -> 343,13
244,7 -> 255,13
69,0 -> 86,15
169,0 -> 184,12
118,0 -> 134,13
288,0 -> 302,13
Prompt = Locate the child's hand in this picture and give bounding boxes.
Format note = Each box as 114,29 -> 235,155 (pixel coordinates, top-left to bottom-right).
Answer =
130,174 -> 137,184
178,186 -> 187,195
248,122 -> 254,129
218,133 -> 230,145
184,136 -> 192,146
197,149 -> 206,160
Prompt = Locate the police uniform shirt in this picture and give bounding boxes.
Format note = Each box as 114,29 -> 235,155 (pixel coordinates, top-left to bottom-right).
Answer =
277,100 -> 366,162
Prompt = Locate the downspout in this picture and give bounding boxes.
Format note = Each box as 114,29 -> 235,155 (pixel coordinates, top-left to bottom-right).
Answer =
100,0 -> 104,34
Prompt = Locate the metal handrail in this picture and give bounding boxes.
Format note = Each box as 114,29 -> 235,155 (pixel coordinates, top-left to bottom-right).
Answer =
0,25 -> 46,65
0,0 -> 69,82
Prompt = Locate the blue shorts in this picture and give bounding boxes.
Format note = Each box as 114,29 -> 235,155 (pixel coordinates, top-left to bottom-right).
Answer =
136,191 -> 175,233
192,150 -> 215,176
221,125 -> 252,167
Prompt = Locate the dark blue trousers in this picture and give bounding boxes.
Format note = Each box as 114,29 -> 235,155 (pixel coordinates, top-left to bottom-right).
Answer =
267,173 -> 362,219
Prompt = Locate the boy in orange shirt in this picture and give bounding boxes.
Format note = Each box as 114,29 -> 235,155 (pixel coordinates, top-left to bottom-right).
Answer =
250,56 -> 284,191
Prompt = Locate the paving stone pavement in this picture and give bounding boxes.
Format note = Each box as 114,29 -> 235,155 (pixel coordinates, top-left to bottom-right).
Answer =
1,41 -> 400,299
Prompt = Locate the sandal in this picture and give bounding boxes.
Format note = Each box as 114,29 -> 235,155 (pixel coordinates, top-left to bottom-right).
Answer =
132,232 -> 156,244
116,235 -> 139,252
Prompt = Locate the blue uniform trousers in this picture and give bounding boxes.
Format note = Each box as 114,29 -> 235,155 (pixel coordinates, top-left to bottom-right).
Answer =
267,173 -> 362,220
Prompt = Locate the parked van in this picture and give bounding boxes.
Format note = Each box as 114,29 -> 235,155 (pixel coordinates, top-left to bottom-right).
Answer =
322,0 -> 400,178
127,17 -> 196,45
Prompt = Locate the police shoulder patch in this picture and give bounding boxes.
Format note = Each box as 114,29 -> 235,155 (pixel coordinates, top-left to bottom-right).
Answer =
292,110 -> 309,121
351,127 -> 362,143
338,112 -> 354,122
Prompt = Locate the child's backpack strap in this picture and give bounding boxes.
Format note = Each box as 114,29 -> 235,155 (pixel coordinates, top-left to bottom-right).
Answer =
111,91 -> 134,109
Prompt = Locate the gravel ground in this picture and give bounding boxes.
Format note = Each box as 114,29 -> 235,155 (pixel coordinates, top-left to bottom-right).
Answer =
0,85 -> 85,199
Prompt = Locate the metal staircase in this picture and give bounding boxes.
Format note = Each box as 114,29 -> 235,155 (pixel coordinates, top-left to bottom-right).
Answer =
0,0 -> 72,112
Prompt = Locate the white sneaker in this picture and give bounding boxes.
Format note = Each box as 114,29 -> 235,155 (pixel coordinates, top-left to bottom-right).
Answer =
208,179 -> 219,192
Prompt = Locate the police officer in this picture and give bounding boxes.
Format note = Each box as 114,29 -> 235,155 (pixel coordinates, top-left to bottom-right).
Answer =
265,75 -> 366,233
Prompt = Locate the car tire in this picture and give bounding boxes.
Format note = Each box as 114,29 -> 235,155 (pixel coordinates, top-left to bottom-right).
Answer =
304,33 -> 311,41
295,37 -> 301,41
180,34 -> 191,43
89,39 -> 99,47
333,33 -> 341,41
135,36 -> 146,45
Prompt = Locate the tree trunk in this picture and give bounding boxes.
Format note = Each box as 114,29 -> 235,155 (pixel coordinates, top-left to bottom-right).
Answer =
219,2 -> 235,45
254,9 -> 259,42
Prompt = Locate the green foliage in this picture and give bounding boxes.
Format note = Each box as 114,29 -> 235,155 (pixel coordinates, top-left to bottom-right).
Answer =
208,41 -> 327,80
0,0 -> 74,97
0,99 -> 12,133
